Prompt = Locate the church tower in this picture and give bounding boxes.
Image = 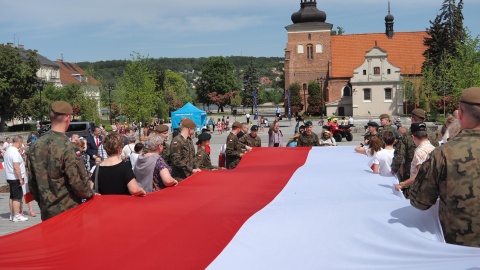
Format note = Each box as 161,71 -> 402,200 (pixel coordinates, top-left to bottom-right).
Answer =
284,0 -> 333,113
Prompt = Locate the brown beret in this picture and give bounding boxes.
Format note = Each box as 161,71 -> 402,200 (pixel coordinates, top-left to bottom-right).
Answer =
411,108 -> 425,119
155,124 -> 169,133
51,101 -> 73,115
181,118 -> 196,129
379,114 -> 389,119
232,121 -> 242,129
460,87 -> 480,106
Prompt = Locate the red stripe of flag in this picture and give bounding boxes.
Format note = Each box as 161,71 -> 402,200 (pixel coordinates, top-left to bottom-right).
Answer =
0,147 -> 310,269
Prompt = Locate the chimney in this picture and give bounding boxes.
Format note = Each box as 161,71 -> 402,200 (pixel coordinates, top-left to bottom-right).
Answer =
18,44 -> 24,49
6,42 -> 13,47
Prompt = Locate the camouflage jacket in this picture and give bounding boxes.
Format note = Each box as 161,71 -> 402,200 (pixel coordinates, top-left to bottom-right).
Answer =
226,132 -> 244,169
195,147 -> 218,170
161,141 -> 171,166
26,131 -> 94,221
170,135 -> 197,181
381,124 -> 395,134
391,127 -> 438,180
409,129 -> 480,247
240,133 -> 261,147
297,132 -> 320,147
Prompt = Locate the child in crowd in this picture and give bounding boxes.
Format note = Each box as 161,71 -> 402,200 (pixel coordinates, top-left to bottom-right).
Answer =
372,131 -> 396,176
354,136 -> 383,170
129,143 -> 144,170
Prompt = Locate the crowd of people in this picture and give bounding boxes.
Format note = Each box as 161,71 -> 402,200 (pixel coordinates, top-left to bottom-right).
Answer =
352,87 -> 480,248
3,87 -> 479,249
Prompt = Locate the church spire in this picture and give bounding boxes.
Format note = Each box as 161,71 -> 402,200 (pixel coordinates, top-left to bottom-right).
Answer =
385,2 -> 394,39
291,0 -> 327,24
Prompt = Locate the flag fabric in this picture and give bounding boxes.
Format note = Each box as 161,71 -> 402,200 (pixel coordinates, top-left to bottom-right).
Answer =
286,89 -> 292,120
21,179 -> 34,204
0,147 -> 479,270
252,90 -> 258,120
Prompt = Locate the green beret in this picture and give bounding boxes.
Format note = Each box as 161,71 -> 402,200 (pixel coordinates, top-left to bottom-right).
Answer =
50,101 -> 73,115
155,124 -> 169,133
304,121 -> 313,127
181,118 -> 196,129
411,108 -> 426,119
251,125 -> 259,131
367,121 -> 379,127
197,132 -> 211,142
460,87 -> 480,106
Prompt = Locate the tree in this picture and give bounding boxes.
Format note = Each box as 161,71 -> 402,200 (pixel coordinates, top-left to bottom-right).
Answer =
0,44 -> 41,131
208,91 -> 238,110
284,83 -> 303,116
117,53 -> 159,123
242,60 -> 260,113
195,57 -> 240,111
422,0 -> 466,92
330,26 -> 345,36
307,82 -> 322,116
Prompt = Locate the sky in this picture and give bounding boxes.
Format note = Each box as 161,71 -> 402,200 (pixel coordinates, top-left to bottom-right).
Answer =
1,0 -> 479,63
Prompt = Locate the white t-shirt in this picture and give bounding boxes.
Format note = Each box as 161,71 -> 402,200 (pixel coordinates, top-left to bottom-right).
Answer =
246,113 -> 250,119
130,152 -> 139,170
4,146 -> 26,180
122,143 -> 135,158
3,142 -> 10,149
372,149 -> 395,177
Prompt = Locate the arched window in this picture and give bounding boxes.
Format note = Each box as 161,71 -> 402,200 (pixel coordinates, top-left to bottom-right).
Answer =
308,33 -> 311,40
307,44 -> 314,60
303,83 -> 307,90
297,44 -> 304,54
342,85 -> 352,97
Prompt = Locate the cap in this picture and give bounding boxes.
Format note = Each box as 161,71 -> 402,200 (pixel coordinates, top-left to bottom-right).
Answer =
410,122 -> 427,133
251,125 -> 259,131
181,118 -> 196,129
459,87 -> 480,106
322,130 -> 331,134
411,108 -> 426,119
155,124 -> 169,133
232,121 -> 242,128
304,121 -> 313,127
197,132 -> 211,142
379,113 -> 389,119
51,101 -> 73,115
367,122 -> 379,127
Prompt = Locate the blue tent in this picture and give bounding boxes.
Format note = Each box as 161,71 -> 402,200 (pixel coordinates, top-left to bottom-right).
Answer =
171,102 -> 207,131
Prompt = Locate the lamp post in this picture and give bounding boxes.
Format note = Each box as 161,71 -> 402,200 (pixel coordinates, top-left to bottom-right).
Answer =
317,77 -> 325,115
303,83 -> 307,113
106,83 -> 114,125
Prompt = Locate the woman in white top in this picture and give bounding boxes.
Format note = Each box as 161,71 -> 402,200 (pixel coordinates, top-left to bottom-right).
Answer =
319,130 -> 336,146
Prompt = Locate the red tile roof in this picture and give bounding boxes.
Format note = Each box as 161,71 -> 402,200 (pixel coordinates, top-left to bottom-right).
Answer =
56,61 -> 100,85
331,31 -> 427,78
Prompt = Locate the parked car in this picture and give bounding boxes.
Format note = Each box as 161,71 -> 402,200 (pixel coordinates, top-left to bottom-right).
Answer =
40,121 -> 94,138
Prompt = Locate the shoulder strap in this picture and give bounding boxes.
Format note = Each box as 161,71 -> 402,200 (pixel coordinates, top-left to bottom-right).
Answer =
94,164 -> 100,193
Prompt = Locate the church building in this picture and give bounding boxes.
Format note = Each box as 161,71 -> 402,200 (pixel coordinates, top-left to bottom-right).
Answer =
284,0 -> 427,117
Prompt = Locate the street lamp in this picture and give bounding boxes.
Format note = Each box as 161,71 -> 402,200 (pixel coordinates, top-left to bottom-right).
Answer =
303,83 -> 307,113
317,77 -> 325,115
105,83 -> 114,125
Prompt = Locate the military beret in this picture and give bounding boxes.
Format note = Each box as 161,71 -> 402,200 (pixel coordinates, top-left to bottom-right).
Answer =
181,118 -> 196,129
411,108 -> 426,119
367,121 -> 379,127
460,87 -> 480,106
251,125 -> 259,131
410,122 -> 427,133
379,113 -> 389,119
155,124 -> 169,133
232,121 -> 242,128
304,121 -> 313,127
51,101 -> 73,115
197,132 -> 211,142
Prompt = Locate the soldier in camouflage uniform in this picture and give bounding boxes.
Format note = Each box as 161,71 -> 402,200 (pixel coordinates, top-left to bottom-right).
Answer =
379,113 -> 395,134
195,133 -> 221,170
226,121 -> 251,169
409,87 -> 480,247
364,121 -> 382,141
170,118 -> 201,181
240,125 -> 261,147
27,101 -> 95,221
391,108 -> 438,181
156,124 -> 171,166
297,121 -> 320,146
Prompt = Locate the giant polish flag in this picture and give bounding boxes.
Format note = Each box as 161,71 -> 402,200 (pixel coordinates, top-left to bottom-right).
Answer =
0,147 -> 479,269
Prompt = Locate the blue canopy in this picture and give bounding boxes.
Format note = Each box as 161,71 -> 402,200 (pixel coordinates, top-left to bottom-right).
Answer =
171,102 -> 207,131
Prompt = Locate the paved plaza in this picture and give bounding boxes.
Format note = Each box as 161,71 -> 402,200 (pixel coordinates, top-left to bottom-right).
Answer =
0,116 -> 412,236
